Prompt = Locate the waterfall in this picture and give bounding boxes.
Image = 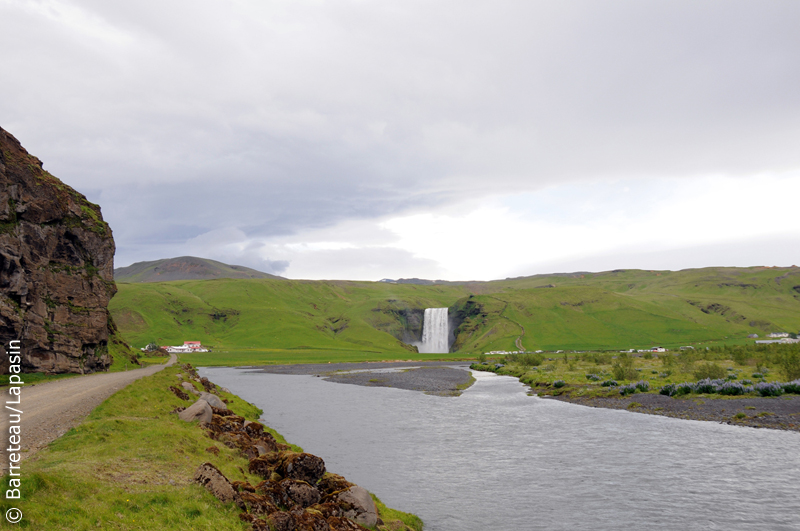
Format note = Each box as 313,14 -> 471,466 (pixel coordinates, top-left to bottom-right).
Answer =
419,308 -> 449,353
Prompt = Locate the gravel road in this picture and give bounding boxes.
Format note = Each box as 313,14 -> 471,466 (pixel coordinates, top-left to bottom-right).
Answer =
0,354 -> 176,473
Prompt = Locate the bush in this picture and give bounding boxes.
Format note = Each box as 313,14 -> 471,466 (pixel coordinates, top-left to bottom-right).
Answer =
778,351 -> 800,381
716,382 -> 749,396
601,379 -> 618,387
782,380 -> 800,394
752,372 -> 764,379
634,380 -> 650,392
553,380 -> 566,388
592,353 -> 611,365
612,353 -> 637,381
619,383 -> 638,396
694,378 -> 723,394
754,382 -> 784,397
694,362 -> 726,381
585,373 -> 601,381
660,384 -> 676,396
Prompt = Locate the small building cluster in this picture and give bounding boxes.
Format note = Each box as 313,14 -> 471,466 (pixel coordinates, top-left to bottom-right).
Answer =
767,332 -> 790,338
754,331 -> 799,345
163,341 -> 209,353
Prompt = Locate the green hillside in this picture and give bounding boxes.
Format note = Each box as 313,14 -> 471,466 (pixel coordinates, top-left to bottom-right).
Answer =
110,278 -> 469,361
109,266 -> 800,363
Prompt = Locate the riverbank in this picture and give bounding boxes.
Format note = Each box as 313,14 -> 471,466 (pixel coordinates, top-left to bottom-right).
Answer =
2,363 -> 422,529
470,362 -> 800,431
540,387 -> 800,431
249,361 -> 475,396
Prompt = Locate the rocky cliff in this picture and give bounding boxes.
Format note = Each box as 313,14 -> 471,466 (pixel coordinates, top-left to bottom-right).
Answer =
0,127 -> 117,373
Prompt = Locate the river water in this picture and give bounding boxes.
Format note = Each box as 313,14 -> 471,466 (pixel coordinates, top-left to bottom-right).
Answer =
199,367 -> 800,530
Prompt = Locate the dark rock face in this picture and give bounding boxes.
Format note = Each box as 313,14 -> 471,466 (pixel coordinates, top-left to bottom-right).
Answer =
367,302 -> 425,348
0,127 -> 116,373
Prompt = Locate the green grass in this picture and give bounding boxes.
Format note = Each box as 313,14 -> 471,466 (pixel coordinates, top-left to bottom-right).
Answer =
110,266 -> 800,362
370,494 -> 423,531
2,366 -> 263,530
472,342 -> 799,399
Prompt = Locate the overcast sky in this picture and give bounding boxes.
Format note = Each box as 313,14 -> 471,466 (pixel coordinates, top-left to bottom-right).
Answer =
2,0 -> 799,280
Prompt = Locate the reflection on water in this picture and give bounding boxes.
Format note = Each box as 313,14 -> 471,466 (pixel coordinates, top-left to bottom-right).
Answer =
200,368 -> 800,531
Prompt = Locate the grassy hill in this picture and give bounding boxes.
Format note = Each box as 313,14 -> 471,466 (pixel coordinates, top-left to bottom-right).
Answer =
109,266 -> 800,363
114,256 -> 283,283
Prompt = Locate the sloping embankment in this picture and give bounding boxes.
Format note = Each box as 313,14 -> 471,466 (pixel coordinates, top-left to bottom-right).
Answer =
2,362 -> 422,530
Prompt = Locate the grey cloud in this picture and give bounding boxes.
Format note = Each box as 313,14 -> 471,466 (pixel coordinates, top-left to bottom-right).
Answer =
3,0 -> 800,277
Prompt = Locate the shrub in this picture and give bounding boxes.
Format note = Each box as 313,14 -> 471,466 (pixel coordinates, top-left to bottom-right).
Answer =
634,380 -> 650,392
782,380 -> 800,394
754,382 -> 784,397
694,362 -> 726,381
752,372 -> 764,379
674,382 -> 694,396
612,353 -> 637,381
741,379 -> 753,385
585,373 -> 601,381
601,379 -> 618,387
660,384 -> 676,396
732,348 -> 750,366
725,373 -> 738,381
553,380 -> 566,388
694,378 -> 723,394
778,351 -> 800,381
716,382 -> 749,396
619,383 -> 638,396
592,353 -> 611,365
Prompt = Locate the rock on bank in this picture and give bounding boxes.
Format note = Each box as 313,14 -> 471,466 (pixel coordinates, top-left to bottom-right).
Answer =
0,126 -> 117,373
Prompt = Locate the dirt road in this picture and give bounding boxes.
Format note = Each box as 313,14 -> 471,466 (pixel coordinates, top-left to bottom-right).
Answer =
1,354 -> 176,473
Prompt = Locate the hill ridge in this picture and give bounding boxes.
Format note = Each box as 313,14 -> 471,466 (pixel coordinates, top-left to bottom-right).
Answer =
114,256 -> 284,283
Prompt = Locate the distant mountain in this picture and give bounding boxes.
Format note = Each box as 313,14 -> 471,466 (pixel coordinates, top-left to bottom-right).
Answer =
114,256 -> 284,283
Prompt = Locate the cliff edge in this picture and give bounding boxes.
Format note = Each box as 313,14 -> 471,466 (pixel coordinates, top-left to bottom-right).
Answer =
0,126 -> 117,373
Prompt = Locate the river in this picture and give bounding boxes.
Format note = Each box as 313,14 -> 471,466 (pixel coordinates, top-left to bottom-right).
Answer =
199,367 -> 800,530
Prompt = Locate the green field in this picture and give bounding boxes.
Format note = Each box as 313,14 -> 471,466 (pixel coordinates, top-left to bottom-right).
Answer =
110,266 -> 800,364
179,348 -> 472,366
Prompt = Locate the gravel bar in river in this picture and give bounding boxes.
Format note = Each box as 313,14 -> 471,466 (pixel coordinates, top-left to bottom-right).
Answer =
248,361 -> 474,396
